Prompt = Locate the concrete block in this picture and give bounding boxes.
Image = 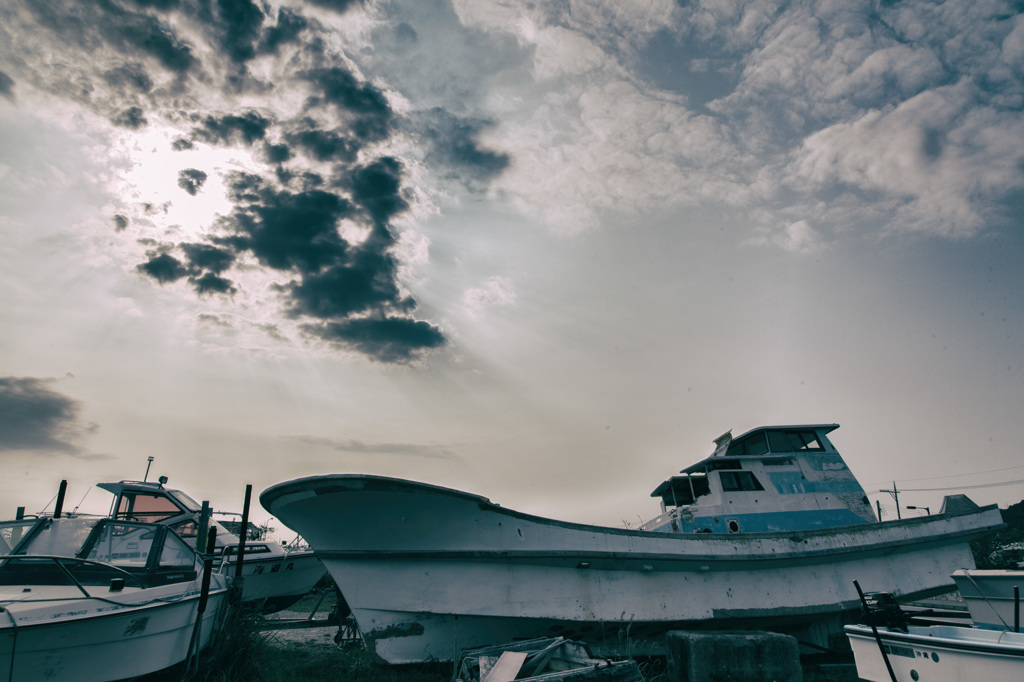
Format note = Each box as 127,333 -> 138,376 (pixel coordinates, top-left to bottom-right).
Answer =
665,630 -> 803,682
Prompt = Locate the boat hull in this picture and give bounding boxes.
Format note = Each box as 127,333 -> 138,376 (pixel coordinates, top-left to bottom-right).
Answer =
845,624 -> 1024,682
222,550 -> 325,612
261,475 -> 1004,664
0,580 -> 228,682
951,569 -> 1023,631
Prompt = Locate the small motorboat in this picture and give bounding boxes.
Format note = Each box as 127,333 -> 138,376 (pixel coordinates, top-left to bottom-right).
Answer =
261,423 -> 1004,664
0,516 -> 228,682
846,590 -> 1024,681
97,478 -> 327,613
951,569 -> 1024,631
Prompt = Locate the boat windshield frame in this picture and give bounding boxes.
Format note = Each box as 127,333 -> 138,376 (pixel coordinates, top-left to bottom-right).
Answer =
0,517 -> 203,579
169,490 -> 203,512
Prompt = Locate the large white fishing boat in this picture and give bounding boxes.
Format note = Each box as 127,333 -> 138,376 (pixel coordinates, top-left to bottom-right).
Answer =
260,423 -> 1005,664
0,516 -> 228,682
97,479 -> 326,613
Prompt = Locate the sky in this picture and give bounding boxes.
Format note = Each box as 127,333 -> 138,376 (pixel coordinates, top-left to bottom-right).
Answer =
2,0 -> 1024,537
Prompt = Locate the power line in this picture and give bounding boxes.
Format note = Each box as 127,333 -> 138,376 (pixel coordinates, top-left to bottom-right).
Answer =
894,478 -> 1024,493
866,463 -> 1024,489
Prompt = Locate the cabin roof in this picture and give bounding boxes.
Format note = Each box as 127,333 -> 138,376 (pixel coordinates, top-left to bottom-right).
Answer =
97,480 -> 166,495
652,424 -> 841,496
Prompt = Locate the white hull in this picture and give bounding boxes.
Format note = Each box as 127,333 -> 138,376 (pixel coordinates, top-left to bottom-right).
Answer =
952,569 -> 1023,631
846,624 -> 1024,681
0,580 -> 228,682
261,475 -> 1003,664
222,550 -> 325,612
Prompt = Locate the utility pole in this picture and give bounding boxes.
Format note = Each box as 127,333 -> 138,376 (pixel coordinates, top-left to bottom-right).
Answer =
880,482 -> 901,520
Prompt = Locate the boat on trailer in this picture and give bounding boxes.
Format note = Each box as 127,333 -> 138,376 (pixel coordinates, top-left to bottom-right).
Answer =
97,479 -> 326,613
260,423 -> 1005,664
0,516 -> 228,682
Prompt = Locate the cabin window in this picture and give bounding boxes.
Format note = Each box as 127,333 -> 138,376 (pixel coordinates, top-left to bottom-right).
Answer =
726,432 -> 768,457
720,471 -> 764,492
766,430 -> 824,452
169,519 -> 199,539
656,474 -> 711,506
116,493 -> 183,523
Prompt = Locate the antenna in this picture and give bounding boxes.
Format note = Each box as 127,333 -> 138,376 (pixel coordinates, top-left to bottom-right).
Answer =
144,456 -> 154,482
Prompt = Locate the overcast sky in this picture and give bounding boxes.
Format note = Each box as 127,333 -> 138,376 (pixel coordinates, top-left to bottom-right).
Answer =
2,0 -> 1023,533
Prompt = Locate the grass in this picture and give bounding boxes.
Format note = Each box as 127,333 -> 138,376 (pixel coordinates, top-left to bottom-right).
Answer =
179,589 -> 860,682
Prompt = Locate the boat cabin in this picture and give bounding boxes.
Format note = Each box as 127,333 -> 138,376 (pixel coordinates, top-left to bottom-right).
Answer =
97,479 -> 255,552
641,424 -> 877,534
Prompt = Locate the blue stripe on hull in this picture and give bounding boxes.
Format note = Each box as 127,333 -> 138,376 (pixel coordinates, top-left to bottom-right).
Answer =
650,509 -> 869,534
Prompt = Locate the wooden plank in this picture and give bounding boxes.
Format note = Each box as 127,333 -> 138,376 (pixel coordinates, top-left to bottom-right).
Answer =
483,651 -> 528,682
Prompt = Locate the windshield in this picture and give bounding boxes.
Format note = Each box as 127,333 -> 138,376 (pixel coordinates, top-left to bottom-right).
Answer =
0,520 -> 39,556
15,518 -> 99,557
170,490 -> 202,512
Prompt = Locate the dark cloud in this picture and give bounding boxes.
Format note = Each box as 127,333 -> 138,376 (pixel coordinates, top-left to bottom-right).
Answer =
124,0 -> 181,9
180,242 -> 233,273
8,0 -> 447,363
139,243 -> 238,295
177,168 -> 208,195
190,271 -> 237,295
306,316 -> 446,364
137,251 -> 188,283
217,174 -> 353,272
302,67 -> 393,141
282,248 -> 413,319
305,0 -> 363,13
112,106 -> 147,129
347,156 -> 408,227
259,6 -> 308,54
0,377 -> 95,454
0,71 -> 15,101
191,111 -> 272,146
285,126 -> 359,162
415,108 -> 510,190
135,156 -> 442,361
102,63 -> 153,93
103,8 -> 196,74
263,142 -> 291,164
213,0 -> 265,63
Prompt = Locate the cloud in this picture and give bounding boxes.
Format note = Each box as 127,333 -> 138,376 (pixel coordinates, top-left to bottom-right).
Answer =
463,276 -> 517,318
2,0 -> 507,363
448,0 -> 1024,240
790,81 -> 1024,237
0,377 -> 97,455
412,108 -> 511,191
177,168 -> 208,195
0,70 -> 15,101
288,434 -> 460,460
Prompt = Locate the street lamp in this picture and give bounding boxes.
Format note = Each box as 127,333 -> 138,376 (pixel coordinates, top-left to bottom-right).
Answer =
906,505 -> 930,516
